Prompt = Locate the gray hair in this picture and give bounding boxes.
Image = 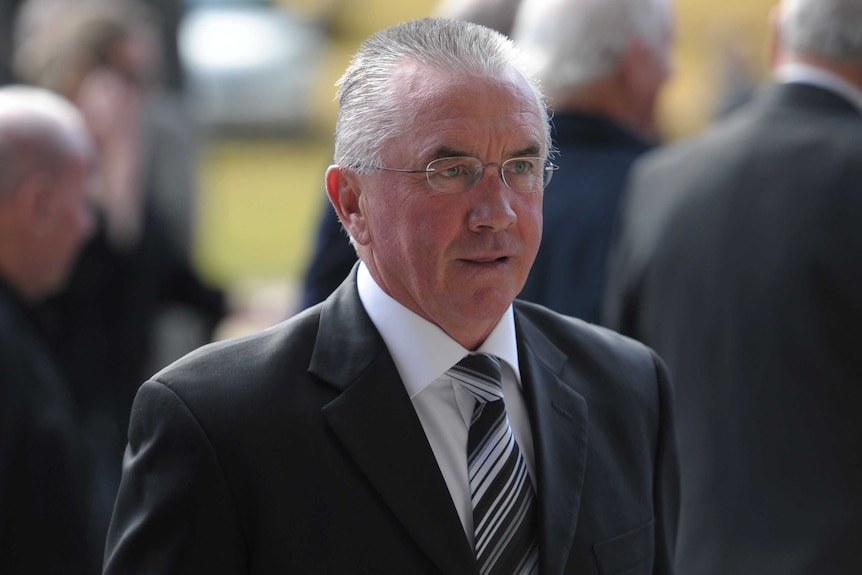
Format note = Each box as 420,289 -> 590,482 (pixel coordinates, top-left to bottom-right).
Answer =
779,0 -> 862,61
333,17 -> 550,170
511,0 -> 673,100
0,85 -> 91,197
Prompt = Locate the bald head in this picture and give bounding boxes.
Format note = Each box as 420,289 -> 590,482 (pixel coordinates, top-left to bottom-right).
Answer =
0,85 -> 95,300
0,85 -> 93,196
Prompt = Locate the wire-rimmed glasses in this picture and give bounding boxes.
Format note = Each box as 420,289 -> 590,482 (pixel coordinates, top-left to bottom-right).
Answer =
364,156 -> 558,194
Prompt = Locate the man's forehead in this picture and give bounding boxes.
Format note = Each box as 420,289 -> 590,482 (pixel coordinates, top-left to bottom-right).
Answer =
391,59 -> 528,96
390,65 -> 542,126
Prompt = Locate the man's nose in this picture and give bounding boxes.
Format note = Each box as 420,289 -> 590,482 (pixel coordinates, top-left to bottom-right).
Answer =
468,167 -> 517,232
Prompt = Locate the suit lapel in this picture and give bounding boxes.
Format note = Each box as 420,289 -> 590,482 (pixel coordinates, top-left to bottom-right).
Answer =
516,307 -> 589,575
309,271 -> 478,574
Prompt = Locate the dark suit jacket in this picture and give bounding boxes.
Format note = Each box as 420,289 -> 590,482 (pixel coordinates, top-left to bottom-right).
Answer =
0,277 -> 98,575
104,268 -> 678,574
603,82 -> 862,574
518,111 -> 656,324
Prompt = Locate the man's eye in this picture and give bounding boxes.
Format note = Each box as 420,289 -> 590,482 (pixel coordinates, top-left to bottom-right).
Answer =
509,160 -> 533,175
440,164 -> 467,178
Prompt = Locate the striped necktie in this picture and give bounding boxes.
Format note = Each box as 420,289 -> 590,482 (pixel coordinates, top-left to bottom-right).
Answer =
447,353 -> 539,575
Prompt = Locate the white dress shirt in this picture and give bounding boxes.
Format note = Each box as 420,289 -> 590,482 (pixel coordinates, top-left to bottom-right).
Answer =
775,62 -> 862,113
356,262 -> 536,544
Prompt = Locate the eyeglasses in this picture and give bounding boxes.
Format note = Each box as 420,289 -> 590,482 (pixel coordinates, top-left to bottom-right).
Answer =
365,156 -> 558,194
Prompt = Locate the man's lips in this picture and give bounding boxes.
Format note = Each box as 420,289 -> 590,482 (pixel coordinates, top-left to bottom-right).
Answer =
460,254 -> 512,264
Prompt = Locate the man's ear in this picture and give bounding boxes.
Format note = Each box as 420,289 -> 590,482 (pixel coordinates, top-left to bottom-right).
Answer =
618,37 -> 649,91
325,165 -> 370,245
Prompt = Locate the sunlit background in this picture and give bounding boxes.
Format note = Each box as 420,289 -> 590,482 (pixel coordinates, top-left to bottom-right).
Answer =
183,0 -> 777,333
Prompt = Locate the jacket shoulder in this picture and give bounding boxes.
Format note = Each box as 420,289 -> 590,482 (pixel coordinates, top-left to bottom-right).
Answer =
514,299 -> 659,369
151,306 -> 322,391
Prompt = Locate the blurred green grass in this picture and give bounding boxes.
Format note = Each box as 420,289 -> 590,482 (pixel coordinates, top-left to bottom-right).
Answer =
194,138 -> 332,288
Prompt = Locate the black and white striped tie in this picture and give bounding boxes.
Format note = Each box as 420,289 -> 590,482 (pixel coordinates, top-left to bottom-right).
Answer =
448,353 -> 539,575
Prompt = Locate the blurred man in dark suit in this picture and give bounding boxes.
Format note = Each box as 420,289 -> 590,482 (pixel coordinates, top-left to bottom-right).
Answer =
0,85 -> 97,574
604,0 -> 862,572
13,0 -> 226,538
513,0 -> 674,324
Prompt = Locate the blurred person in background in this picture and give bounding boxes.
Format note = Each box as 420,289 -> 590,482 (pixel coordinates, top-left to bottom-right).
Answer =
513,0 -> 675,324
0,85 -> 98,574
0,0 -> 24,84
433,0 -> 522,39
603,0 -> 862,572
12,0 -> 226,544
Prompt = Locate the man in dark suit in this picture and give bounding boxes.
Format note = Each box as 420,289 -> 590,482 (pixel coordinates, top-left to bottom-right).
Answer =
512,0 -> 674,324
603,0 -> 862,572
0,86 -> 98,574
104,18 -> 678,574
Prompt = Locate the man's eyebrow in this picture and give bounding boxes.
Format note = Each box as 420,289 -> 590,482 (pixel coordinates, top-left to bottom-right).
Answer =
511,144 -> 542,158
429,146 -> 468,160
427,143 -> 544,161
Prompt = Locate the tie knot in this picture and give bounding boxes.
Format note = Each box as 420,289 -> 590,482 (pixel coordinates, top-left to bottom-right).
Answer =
447,353 -> 503,404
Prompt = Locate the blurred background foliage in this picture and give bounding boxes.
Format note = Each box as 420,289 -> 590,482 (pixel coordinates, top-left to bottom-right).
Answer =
191,0 -> 776,323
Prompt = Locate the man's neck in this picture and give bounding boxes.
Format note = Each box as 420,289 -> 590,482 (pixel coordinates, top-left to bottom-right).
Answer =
777,54 -> 862,93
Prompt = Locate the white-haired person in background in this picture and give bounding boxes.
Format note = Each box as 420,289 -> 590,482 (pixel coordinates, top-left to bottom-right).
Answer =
512,0 -> 675,325
604,0 -> 862,572
0,85 -> 97,575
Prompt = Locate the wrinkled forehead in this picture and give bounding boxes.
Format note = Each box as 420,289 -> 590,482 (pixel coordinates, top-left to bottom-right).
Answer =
386,61 -> 549,154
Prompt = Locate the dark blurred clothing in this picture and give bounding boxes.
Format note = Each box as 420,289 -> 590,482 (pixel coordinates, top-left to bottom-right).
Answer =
299,197 -> 356,310
0,276 -> 99,575
0,0 -> 24,85
518,111 -> 656,323
144,91 -> 201,259
604,82 -> 862,574
37,198 -> 226,545
140,0 -> 184,92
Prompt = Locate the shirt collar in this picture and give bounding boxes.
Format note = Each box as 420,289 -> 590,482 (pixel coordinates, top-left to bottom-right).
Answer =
356,261 -> 521,399
775,63 -> 862,113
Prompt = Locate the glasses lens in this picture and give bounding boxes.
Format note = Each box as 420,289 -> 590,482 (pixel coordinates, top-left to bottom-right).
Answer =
424,156 -> 554,193
426,157 -> 482,194
502,157 -> 549,192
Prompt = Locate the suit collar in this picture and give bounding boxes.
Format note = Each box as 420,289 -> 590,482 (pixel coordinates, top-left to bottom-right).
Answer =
760,80 -> 862,117
775,63 -> 862,113
356,260 -> 523,397
515,303 -> 589,575
308,264 -> 382,392
310,268 -> 479,574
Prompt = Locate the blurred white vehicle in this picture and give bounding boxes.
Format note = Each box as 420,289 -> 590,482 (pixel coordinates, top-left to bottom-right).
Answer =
179,0 -> 326,135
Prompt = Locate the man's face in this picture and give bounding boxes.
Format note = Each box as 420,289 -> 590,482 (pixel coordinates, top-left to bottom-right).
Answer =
335,63 -> 546,348
41,152 -> 94,294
